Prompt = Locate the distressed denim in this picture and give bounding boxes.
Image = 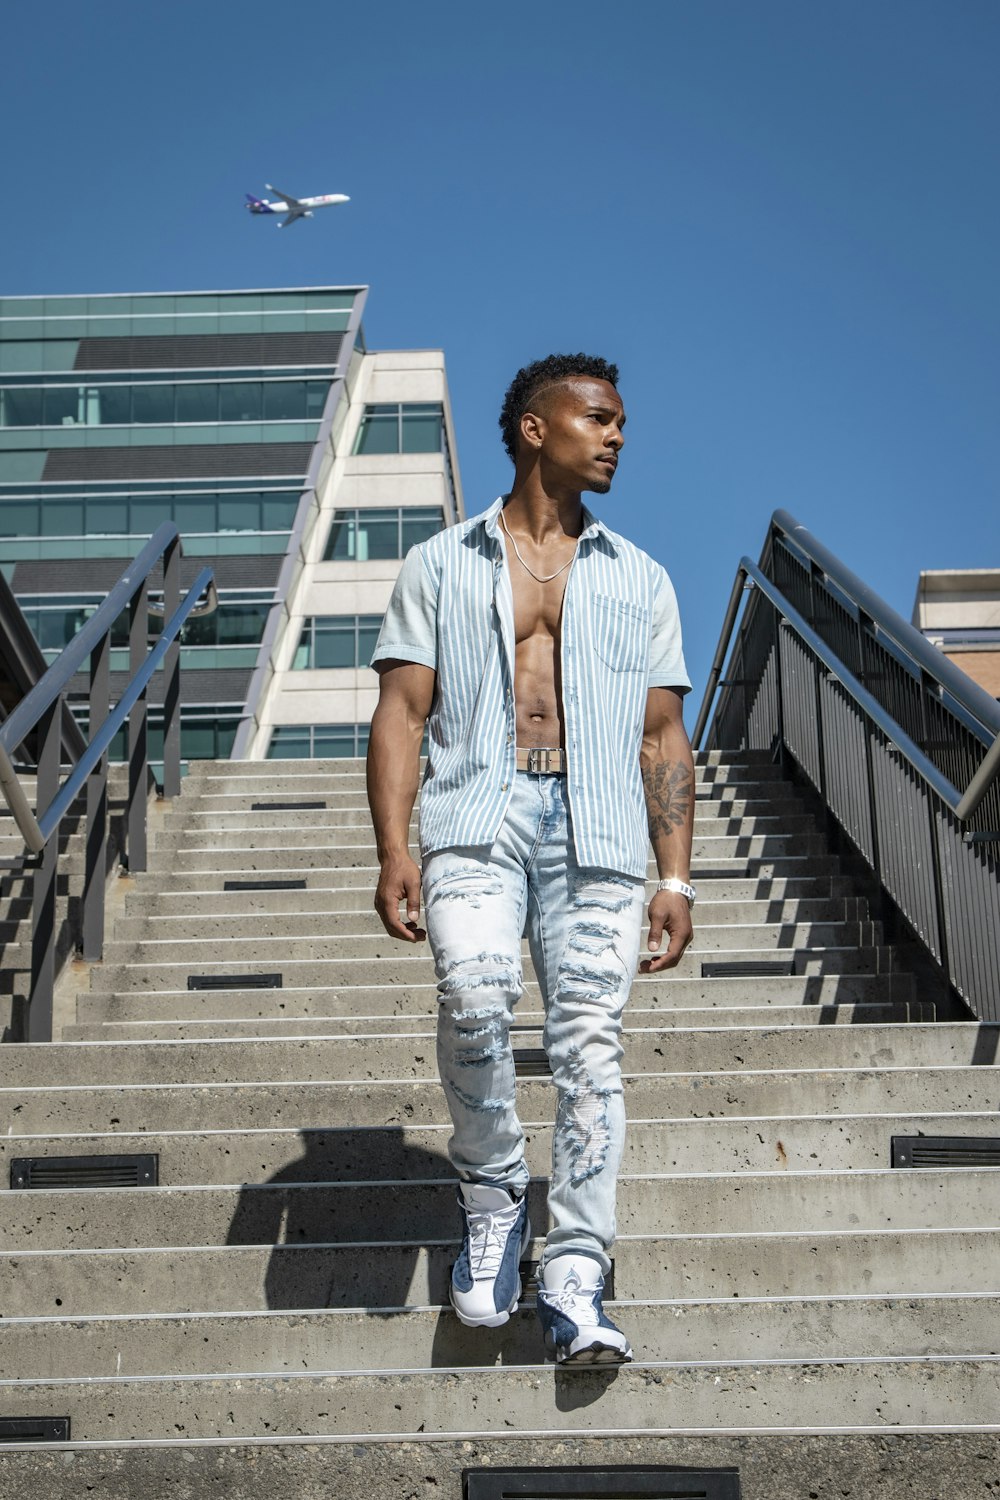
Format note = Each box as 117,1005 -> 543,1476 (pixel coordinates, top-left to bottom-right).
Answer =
424,771 -> 645,1276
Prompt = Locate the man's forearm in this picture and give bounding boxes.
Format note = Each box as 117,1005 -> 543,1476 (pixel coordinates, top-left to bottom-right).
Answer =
640,726 -> 695,880
366,700 -> 423,861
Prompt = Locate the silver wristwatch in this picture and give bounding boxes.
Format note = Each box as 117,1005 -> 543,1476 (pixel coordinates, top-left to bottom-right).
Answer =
656,877 -> 696,907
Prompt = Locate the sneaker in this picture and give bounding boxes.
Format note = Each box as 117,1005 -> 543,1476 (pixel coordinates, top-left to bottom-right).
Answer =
449,1183 -> 531,1328
536,1256 -> 633,1365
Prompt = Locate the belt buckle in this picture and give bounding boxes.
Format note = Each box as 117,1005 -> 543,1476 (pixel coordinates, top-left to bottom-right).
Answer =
527,747 -> 556,774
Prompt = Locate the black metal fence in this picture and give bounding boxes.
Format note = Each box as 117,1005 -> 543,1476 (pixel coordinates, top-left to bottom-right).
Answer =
695,511 -> 1000,1022
0,524 -> 216,1041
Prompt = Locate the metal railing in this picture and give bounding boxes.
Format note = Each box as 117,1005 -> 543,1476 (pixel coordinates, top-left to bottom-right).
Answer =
695,510 -> 1000,1022
0,524 -> 216,1041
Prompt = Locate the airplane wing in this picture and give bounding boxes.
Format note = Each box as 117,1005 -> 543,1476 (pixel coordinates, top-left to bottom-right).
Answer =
266,183 -> 303,210
279,208 -> 306,228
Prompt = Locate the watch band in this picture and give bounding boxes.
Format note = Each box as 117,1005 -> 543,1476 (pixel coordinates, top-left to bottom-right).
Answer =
656,877 -> 696,907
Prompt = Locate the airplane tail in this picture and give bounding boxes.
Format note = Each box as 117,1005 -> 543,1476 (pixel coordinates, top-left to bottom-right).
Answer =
245,193 -> 274,214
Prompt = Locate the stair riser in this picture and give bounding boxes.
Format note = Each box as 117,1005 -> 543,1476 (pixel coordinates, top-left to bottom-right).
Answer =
63,1002 -> 933,1041
154,829 -> 828,856
119,895 -> 869,928
84,946 -> 898,991
107,914 -> 879,947
0,1362 -> 997,1441
73,971 -> 908,1024
5,1294 -> 1000,1380
95,920 -> 882,961
2,1228 -> 994,1317
0,1110 -> 981,1184
2,1023 -> 972,1087
127,873 -> 860,904
3,1171 -> 996,1251
6,1063 -> 994,1134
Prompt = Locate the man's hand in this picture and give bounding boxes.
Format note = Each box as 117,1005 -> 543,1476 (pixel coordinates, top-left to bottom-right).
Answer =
640,889 -> 693,973
374,853 -> 426,943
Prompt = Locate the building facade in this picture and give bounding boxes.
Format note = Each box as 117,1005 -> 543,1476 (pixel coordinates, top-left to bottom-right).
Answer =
912,568 -> 1000,700
0,287 -> 463,761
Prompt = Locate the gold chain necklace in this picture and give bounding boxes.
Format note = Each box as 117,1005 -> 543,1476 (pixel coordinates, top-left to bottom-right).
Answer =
499,510 -> 577,584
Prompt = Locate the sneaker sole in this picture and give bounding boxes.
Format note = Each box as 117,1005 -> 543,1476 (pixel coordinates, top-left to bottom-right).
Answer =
556,1341 -> 634,1366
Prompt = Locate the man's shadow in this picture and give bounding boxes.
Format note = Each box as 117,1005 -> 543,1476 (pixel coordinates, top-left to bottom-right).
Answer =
224,1126 -> 552,1367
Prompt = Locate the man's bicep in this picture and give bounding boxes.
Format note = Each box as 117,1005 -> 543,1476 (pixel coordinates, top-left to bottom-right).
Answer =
374,659 -> 436,724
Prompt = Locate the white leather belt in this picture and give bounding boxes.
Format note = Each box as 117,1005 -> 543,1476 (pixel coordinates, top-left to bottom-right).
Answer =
516,747 -> 567,774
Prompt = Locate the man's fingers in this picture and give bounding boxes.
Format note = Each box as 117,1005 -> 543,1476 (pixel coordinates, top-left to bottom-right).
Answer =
375,861 -> 426,943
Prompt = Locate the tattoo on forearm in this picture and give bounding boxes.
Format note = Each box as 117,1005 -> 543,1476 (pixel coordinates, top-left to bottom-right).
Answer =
643,759 -> 693,842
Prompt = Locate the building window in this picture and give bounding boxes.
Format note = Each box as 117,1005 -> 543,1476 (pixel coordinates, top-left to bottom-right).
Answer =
0,379 -> 330,429
293,615 -> 383,670
268,723 -> 371,759
20,593 -> 273,653
354,403 -> 444,455
0,488 -> 301,539
323,506 -> 444,562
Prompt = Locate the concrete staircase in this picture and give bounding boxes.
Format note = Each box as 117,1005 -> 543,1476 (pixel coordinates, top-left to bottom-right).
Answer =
0,751 -> 998,1495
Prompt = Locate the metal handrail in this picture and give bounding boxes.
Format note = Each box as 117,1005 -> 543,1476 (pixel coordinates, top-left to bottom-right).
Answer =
0,524 -> 216,1041
695,516 -> 1000,823
706,561 -> 987,815
769,509 -> 1000,740
694,529 -> 1000,1021
0,577 -> 214,852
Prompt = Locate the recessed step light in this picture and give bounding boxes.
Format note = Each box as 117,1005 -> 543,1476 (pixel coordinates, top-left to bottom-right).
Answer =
10,1153 -> 158,1190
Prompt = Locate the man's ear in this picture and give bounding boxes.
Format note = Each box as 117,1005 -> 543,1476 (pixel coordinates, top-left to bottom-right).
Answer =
520,409 -> 545,452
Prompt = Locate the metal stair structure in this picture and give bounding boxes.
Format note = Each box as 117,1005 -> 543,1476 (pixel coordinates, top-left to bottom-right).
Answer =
1,749 -> 998,1495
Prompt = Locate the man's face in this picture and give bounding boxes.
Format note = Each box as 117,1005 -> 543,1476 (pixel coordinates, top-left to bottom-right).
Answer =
526,377 -> 626,494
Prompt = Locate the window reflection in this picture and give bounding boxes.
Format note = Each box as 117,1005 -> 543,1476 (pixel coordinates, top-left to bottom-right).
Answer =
323,507 -> 443,561
0,380 -> 328,427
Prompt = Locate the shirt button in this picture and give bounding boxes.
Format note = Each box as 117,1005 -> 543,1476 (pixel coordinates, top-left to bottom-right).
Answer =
501,782 -> 509,791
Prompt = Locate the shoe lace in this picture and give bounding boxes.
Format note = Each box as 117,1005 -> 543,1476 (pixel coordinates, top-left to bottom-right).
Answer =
538,1268 -> 601,1326
467,1201 -> 521,1280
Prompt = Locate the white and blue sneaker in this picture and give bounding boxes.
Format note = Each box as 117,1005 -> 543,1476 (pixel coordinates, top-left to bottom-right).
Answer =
450,1183 -> 531,1328
536,1255 -> 633,1365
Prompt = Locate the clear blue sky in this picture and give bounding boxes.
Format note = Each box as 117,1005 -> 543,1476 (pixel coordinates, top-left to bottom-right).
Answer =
3,0 -> 997,708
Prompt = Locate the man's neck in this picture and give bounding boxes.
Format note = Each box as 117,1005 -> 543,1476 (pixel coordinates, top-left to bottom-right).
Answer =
503,471 -> 585,544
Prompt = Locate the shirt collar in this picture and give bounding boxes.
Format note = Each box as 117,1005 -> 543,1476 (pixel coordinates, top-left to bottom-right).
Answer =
481,496 -> 619,555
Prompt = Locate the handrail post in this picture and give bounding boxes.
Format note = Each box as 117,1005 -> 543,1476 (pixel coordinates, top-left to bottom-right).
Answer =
81,627 -> 110,962
161,535 -> 181,799
126,580 -> 149,872
28,701 -> 60,1042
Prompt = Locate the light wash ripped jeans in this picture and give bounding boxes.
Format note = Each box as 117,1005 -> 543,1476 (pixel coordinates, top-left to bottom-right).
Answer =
423,770 -> 645,1276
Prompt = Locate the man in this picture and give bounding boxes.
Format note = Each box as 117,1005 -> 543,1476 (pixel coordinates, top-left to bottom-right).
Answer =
367,353 -> 694,1365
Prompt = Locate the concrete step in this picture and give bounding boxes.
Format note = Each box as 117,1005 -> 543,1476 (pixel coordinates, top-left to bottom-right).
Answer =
74,972 -> 905,1025
3,1169 -> 997,1251
0,1108 -> 984,1184
159,847 -> 845,876
106,910 -> 879,946
94,919 -> 883,960
2,1022 -> 982,1089
4,1066 -> 993,1136
119,892 -> 870,928
83,945 -> 901,993
0,1359 -> 997,1439
64,1001 -> 933,1042
180,791 -> 809,818
3,1225 -> 995,1316
125,870 -> 859,905
157,810 -> 816,839
4,1292 -> 1000,1381
152,828 -> 829,857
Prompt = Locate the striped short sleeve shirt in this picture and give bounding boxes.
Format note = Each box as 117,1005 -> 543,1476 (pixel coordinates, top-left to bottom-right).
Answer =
371,496 -> 691,880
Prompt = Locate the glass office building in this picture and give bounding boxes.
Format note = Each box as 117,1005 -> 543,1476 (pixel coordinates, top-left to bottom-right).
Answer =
0,288 -> 463,759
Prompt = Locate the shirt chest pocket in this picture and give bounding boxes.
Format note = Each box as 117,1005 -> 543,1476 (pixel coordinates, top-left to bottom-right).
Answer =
592,593 -> 649,671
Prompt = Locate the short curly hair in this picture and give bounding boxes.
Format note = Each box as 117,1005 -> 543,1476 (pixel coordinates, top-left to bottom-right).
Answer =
498,353 -> 619,463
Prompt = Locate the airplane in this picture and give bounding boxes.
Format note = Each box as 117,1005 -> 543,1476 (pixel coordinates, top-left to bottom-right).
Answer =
245,184 -> 350,228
